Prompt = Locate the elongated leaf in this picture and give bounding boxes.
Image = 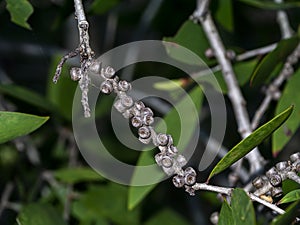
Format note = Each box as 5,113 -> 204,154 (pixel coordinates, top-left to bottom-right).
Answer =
271,200 -> 300,225
144,209 -> 191,225
279,189 -> 300,204
218,200 -> 234,225
0,112 -> 49,144
89,0 -> 120,15
54,167 -> 105,184
0,84 -> 56,112
75,184 -> 140,225
163,20 -> 215,66
6,0 -> 33,29
208,105 -> 293,181
17,203 -> 66,225
238,0 -> 300,9
215,0 -> 234,32
231,189 -> 256,225
250,36 -> 299,86
128,87 -> 202,210
273,69 -> 300,156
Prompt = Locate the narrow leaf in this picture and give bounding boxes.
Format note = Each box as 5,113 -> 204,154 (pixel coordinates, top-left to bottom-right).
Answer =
54,167 -> 105,184
6,0 -> 33,29
218,200 -> 234,225
17,203 -> 66,225
128,87 -> 202,210
208,105 -> 293,181
144,209 -> 191,225
271,200 -> 300,225
273,68 -> 300,156
0,112 -> 49,144
250,36 -> 299,86
279,189 -> 300,204
215,0 -> 234,32
231,188 -> 256,225
163,20 -> 215,66
0,84 -> 56,112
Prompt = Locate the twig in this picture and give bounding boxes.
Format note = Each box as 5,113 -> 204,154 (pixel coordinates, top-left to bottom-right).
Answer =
274,0 -> 293,39
192,182 -> 285,215
193,0 -> 264,174
236,43 -> 277,61
0,182 -> 14,217
251,43 -> 300,129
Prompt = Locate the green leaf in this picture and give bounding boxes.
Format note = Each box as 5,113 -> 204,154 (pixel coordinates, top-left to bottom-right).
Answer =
89,0 -> 120,15
279,189 -> 300,204
47,54 -> 77,121
144,209 -> 191,225
215,0 -> 234,32
16,203 -> 66,225
213,59 -> 257,93
250,36 -> 299,86
6,0 -> 33,30
218,200 -> 234,225
238,0 -> 300,9
271,200 -> 300,225
54,167 -> 105,184
163,20 -> 215,66
0,112 -> 49,144
0,84 -> 56,112
208,105 -> 293,181
128,86 -> 203,210
74,183 -> 140,225
231,189 -> 256,225
273,69 -> 300,156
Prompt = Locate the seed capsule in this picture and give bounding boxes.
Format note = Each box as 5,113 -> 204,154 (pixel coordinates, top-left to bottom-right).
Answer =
271,187 -> 283,197
252,176 -> 264,189
172,175 -> 185,188
269,174 -> 282,187
103,66 -> 115,78
121,95 -> 133,108
89,60 -> 101,74
138,126 -> 151,139
118,80 -> 131,92
161,156 -> 173,168
155,153 -> 163,166
131,116 -> 143,128
290,152 -> 300,163
70,67 -> 82,81
113,99 -> 126,112
185,173 -> 196,185
276,161 -> 289,171
143,115 -> 154,125
156,133 -> 169,146
176,155 -> 187,167
100,80 -> 113,94
185,167 -> 196,176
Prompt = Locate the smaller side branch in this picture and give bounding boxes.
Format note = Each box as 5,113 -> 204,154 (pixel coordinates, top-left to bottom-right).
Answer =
193,183 -> 285,215
0,182 -> 14,217
274,0 -> 293,39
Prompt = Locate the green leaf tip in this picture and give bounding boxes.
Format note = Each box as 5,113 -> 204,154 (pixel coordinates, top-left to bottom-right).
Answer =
6,0 -> 34,30
207,105 -> 293,182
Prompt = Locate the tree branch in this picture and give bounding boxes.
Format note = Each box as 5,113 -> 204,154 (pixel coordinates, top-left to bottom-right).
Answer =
274,0 -> 293,39
0,182 -> 14,218
193,1 -> 264,174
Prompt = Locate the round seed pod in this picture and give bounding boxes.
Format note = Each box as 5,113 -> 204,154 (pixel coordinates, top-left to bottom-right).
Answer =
156,133 -> 169,146
290,152 -> 300,163
131,116 -> 143,128
143,115 -> 154,126
252,176 -> 264,189
276,161 -> 289,171
161,156 -> 173,168
138,126 -> 151,139
103,66 -> 115,78
100,80 -> 113,94
269,174 -> 282,187
89,60 -> 101,74
70,67 -> 82,81
172,175 -> 185,188
271,187 -> 283,197
185,173 -> 196,185
121,95 -> 133,108
118,80 -> 131,92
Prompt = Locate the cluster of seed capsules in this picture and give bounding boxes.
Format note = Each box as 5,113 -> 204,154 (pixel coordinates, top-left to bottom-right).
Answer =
88,62 -> 198,196
252,152 -> 300,199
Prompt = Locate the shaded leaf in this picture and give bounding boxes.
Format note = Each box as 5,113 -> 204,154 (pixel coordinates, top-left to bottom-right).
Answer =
0,112 -> 49,144
238,0 -> 300,9
144,208 -> 191,225
231,188 -> 256,225
16,203 -> 66,225
215,0 -> 234,32
273,69 -> 300,156
128,87 -> 202,210
279,189 -> 300,204
54,167 -> 105,184
0,84 -> 56,112
218,200 -> 234,225
271,200 -> 300,225
74,183 -> 140,225
163,20 -> 215,65
89,0 -> 120,15
213,59 -> 257,93
208,106 -> 293,181
6,0 -> 33,29
250,36 -> 299,86
47,54 -> 77,121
